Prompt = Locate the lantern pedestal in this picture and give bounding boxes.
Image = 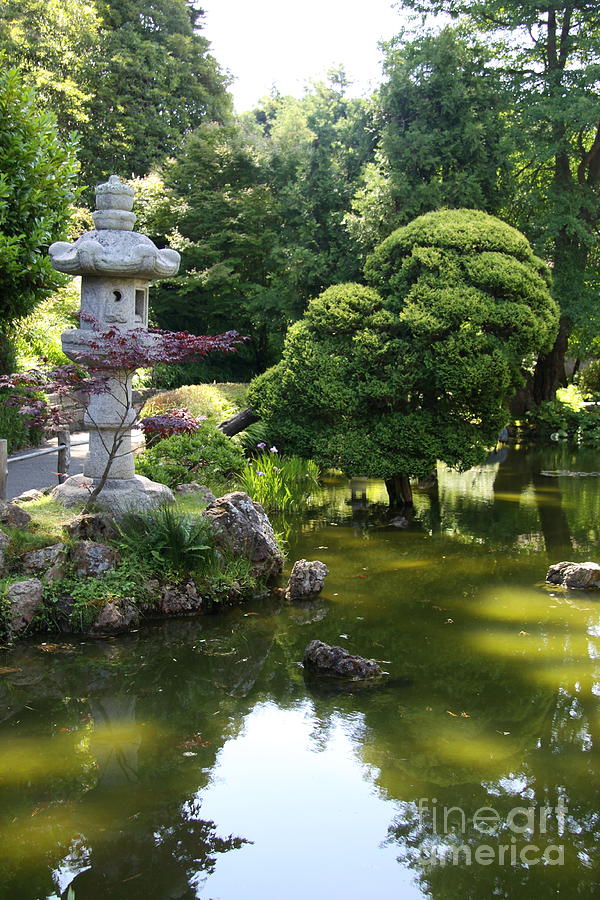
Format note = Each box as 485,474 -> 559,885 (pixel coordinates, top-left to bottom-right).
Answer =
53,473 -> 173,514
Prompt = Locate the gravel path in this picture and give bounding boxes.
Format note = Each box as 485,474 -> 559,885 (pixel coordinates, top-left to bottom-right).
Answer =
6,430 -> 143,499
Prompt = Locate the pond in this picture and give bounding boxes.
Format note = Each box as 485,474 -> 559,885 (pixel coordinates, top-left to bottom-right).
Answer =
1,446 -> 599,899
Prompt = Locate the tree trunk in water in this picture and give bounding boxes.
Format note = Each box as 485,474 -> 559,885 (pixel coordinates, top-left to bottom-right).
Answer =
532,316 -> 570,404
218,407 -> 260,437
385,474 -> 413,508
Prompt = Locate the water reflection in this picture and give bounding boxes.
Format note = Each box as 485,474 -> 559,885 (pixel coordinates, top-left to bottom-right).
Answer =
0,448 -> 599,898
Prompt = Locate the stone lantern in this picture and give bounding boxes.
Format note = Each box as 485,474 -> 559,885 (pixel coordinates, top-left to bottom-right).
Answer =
48,175 -> 180,513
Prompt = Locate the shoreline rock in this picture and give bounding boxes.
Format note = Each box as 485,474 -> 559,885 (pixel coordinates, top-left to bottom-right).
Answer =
204,491 -> 283,578
546,560 -> 600,590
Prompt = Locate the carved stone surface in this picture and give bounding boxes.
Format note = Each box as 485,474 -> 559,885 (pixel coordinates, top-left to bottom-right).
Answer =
203,491 -> 283,577
303,640 -> 384,680
285,559 -> 329,600
50,175 -> 181,514
53,473 -> 174,513
49,177 -> 180,277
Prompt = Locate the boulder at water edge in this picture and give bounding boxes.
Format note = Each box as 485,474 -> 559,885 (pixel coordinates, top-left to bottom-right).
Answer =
6,578 -> 44,635
203,491 -> 283,578
303,639 -> 383,680
546,560 -> 600,590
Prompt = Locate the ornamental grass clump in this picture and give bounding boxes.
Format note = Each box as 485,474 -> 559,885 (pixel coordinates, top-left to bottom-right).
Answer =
117,506 -> 215,575
239,446 -> 320,511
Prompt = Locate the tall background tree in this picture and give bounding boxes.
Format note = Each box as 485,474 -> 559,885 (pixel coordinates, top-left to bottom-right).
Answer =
397,1 -> 600,401
346,28 -> 513,253
0,0 -> 231,189
85,0 -> 231,187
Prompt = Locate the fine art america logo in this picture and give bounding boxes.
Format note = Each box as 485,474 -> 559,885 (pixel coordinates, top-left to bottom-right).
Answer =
416,798 -> 567,867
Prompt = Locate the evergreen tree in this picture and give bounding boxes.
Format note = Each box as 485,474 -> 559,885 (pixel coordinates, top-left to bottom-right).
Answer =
249,211 -> 558,505
82,0 -> 231,186
0,0 -> 101,135
150,123 -> 287,379
397,1 -> 600,400
346,28 -> 512,253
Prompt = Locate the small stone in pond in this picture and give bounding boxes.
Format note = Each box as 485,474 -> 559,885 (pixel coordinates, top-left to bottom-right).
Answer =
303,639 -> 384,680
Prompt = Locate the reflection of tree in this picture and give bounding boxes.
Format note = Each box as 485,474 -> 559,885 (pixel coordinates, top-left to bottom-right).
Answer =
494,447 -> 573,558
2,450 -> 599,898
0,615 -> 274,898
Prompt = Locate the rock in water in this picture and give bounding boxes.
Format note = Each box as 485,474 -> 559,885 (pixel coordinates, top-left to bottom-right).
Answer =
303,639 -> 383,680
157,580 -> 203,615
90,599 -> 139,634
546,560 -> 600,589
203,491 -> 283,578
285,559 -> 329,600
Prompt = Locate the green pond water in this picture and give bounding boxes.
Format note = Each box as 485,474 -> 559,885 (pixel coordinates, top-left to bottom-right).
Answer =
1,446 -> 599,900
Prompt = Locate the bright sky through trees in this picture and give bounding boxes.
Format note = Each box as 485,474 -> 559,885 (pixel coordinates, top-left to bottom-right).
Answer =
201,0 -> 405,110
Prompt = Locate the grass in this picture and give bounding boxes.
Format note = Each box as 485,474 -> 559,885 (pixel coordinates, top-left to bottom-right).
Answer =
141,383 -> 249,424
1,496 -> 85,567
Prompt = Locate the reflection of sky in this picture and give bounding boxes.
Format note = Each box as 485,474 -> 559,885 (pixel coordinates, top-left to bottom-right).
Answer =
194,701 -> 423,900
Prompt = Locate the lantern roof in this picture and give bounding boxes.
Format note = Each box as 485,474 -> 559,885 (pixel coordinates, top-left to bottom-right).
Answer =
49,175 -> 180,279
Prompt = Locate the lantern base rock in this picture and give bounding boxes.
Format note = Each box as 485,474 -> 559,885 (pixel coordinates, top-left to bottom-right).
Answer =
52,474 -> 174,514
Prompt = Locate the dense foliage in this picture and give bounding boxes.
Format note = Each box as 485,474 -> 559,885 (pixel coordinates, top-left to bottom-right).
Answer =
144,73 -> 375,381
250,211 -> 558,488
346,28 -> 512,251
398,1 -> 600,400
0,61 -> 78,371
0,0 -> 231,189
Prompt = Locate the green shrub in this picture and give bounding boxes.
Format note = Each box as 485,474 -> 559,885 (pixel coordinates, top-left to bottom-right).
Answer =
575,413 -> 600,447
578,360 -> 600,397
41,557 -> 154,632
525,385 -> 586,440
141,383 -> 248,424
135,422 -> 246,489
117,506 -> 215,575
196,551 -> 259,608
13,281 -> 79,370
239,450 -> 320,511
250,211 -> 558,483
525,399 -> 579,438
0,391 -> 43,452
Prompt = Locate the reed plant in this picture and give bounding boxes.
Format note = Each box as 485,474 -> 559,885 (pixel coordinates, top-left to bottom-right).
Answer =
239,447 -> 320,512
